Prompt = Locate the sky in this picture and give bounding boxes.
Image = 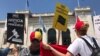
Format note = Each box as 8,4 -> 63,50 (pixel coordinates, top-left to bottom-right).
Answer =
0,0 -> 100,20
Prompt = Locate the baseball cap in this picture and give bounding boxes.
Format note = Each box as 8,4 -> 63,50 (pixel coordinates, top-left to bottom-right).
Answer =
30,31 -> 42,42
75,21 -> 84,31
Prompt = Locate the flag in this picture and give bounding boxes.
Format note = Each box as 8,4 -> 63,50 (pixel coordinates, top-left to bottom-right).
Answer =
27,0 -> 29,7
40,43 -> 68,56
74,10 -> 81,23
26,0 -> 29,10
39,16 -> 46,32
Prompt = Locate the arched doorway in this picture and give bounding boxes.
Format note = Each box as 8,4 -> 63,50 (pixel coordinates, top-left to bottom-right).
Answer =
47,28 -> 56,44
62,29 -> 71,46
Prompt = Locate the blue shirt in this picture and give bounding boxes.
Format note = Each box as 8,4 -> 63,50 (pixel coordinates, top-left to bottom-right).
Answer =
0,48 -> 11,56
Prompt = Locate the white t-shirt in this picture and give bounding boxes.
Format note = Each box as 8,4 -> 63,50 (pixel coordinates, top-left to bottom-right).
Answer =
67,35 -> 96,56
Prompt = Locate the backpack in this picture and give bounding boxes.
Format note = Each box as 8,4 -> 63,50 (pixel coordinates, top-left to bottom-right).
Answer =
81,37 -> 100,56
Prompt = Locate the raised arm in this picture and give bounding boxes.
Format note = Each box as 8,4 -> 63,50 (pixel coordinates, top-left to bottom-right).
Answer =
43,43 -> 73,56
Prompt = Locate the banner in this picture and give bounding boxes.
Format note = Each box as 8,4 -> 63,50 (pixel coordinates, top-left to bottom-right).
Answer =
93,15 -> 100,38
7,13 -> 25,45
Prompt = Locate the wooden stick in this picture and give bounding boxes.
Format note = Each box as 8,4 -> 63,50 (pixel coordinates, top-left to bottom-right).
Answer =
57,30 -> 60,45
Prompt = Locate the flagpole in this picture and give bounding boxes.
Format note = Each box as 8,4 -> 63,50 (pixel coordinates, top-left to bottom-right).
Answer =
38,16 -> 47,43
57,30 -> 60,45
75,10 -> 78,22
25,0 -> 27,10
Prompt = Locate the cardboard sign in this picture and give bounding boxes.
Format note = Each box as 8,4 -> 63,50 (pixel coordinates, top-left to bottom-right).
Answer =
53,3 -> 69,31
93,15 -> 100,38
7,13 -> 25,45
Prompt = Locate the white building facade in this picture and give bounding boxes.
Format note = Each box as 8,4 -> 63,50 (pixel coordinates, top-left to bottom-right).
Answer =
0,7 -> 95,47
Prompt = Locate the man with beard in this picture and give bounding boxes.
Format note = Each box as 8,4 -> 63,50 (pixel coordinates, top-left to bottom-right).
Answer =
20,31 -> 42,56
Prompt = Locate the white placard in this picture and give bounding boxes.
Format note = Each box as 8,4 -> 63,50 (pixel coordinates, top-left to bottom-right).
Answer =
93,15 -> 100,38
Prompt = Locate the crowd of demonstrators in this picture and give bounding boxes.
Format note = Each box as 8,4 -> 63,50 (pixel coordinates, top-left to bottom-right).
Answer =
0,28 -> 43,56
19,31 -> 42,56
42,19 -> 100,56
1,20 -> 100,56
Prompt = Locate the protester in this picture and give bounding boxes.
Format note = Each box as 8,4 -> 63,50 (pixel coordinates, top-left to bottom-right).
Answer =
20,31 -> 42,56
0,43 -> 18,56
10,44 -> 19,56
0,43 -> 11,56
42,19 -> 100,56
